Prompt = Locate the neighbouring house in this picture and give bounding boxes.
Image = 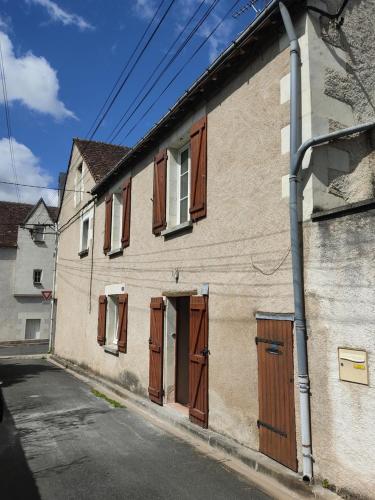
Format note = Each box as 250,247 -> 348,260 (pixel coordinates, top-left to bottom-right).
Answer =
54,1 -> 375,497
0,199 -> 58,344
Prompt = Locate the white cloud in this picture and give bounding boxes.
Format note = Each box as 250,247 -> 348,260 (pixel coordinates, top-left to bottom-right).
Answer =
26,0 -> 93,31
133,0 -> 157,21
201,15 -> 234,62
0,31 -> 75,119
0,137 -> 57,205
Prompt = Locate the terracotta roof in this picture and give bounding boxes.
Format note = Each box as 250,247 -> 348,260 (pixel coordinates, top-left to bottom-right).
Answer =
0,200 -> 58,248
73,139 -> 130,183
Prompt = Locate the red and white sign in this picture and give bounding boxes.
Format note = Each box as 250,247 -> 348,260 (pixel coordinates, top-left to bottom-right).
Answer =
41,290 -> 52,301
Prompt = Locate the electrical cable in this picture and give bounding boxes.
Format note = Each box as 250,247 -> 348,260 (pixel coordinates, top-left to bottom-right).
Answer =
120,0 -> 242,143
107,0 -> 213,142
88,0 -> 178,141
85,0 -> 166,138
0,39 -> 21,202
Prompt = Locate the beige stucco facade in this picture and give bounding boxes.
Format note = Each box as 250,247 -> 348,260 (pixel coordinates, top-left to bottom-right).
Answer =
55,2 -> 375,497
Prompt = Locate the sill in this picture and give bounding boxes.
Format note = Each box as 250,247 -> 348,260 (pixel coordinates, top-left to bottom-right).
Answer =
78,249 -> 89,258
33,282 -> 42,287
161,221 -> 193,238
108,247 -> 123,258
104,346 -> 119,356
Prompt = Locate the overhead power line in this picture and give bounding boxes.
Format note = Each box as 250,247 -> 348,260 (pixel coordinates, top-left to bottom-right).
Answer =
120,0 -> 242,143
87,0 -> 178,141
85,0 -> 166,139
0,179 -> 90,193
0,39 -> 21,202
107,0 -> 218,142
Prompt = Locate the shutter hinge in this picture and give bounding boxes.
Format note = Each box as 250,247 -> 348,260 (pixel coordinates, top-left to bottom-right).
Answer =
255,337 -> 284,346
257,420 -> 287,437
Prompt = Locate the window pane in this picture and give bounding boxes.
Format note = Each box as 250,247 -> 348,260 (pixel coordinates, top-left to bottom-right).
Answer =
180,171 -> 188,199
180,149 -> 189,175
82,220 -> 89,250
180,198 -> 188,223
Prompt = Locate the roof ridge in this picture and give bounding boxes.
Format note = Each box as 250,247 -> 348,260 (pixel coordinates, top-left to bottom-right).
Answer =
74,137 -> 130,150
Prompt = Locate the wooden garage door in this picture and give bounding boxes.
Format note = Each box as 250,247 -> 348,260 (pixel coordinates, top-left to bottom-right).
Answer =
148,297 -> 165,406
256,318 -> 297,471
189,295 -> 209,428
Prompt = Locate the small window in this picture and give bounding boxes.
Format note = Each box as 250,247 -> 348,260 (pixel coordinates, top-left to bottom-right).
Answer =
167,145 -> 190,229
111,192 -> 122,251
106,295 -> 119,347
80,217 -> 90,254
33,269 -> 42,285
32,225 -> 45,242
74,164 -> 83,206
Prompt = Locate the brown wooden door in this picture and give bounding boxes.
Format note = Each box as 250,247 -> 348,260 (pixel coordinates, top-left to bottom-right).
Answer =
189,296 -> 209,428
256,318 -> 297,471
148,297 -> 165,405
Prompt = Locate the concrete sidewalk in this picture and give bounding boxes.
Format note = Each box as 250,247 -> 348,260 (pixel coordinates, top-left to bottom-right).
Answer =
0,358 -> 273,500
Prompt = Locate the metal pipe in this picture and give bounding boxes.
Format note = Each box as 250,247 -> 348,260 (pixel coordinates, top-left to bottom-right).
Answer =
293,121 -> 375,176
279,1 -> 313,481
49,221 -> 58,354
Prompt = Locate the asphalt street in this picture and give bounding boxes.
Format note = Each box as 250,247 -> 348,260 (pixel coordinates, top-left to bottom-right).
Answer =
0,342 -> 49,357
0,359 -> 271,500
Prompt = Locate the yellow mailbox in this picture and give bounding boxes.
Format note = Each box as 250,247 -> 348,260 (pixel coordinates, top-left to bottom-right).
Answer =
338,348 -> 368,385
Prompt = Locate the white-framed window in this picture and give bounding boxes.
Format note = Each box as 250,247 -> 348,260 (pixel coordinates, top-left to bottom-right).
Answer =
106,294 -> 119,347
32,225 -> 45,242
177,146 -> 190,225
111,192 -> 123,251
80,216 -> 90,253
33,269 -> 42,285
167,144 -> 191,229
74,163 -> 83,207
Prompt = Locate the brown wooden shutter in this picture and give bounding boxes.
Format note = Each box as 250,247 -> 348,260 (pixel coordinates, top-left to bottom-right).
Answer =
148,297 -> 165,405
189,295 -> 209,428
121,178 -> 131,249
189,116 -> 207,222
103,195 -> 113,254
97,295 -> 107,346
152,150 -> 167,235
117,293 -> 128,353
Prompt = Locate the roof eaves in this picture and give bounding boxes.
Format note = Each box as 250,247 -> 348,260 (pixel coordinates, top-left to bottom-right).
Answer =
91,0 -> 298,196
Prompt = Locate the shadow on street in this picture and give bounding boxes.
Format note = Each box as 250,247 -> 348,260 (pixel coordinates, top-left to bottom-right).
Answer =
0,397 -> 41,500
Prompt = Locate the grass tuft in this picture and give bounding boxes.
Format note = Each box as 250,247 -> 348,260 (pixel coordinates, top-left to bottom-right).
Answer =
91,389 -> 125,408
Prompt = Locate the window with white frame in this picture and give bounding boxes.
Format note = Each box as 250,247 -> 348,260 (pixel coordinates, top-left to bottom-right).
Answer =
111,192 -> 123,251
74,164 -> 83,207
80,216 -> 90,254
33,269 -> 42,285
106,294 -> 119,347
167,144 -> 190,229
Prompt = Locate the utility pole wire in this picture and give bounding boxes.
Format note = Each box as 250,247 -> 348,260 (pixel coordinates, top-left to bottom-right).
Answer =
121,0 -> 242,143
88,0 -> 177,141
0,179 -> 90,193
107,0 -> 218,142
85,0 -> 166,139
0,39 -> 21,202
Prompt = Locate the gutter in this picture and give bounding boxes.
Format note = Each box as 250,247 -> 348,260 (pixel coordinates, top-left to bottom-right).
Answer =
278,1 -> 314,482
92,0 -> 300,196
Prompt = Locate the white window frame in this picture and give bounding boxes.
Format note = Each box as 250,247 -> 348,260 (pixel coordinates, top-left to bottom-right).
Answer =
176,145 -> 190,226
33,269 -> 42,285
110,191 -> 123,252
80,214 -> 90,253
105,294 -> 119,347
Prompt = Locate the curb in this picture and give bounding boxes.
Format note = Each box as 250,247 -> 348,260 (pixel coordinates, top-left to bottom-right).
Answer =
49,354 -> 337,499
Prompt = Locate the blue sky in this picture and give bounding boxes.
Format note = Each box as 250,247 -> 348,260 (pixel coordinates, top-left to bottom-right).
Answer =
0,0 -> 259,205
